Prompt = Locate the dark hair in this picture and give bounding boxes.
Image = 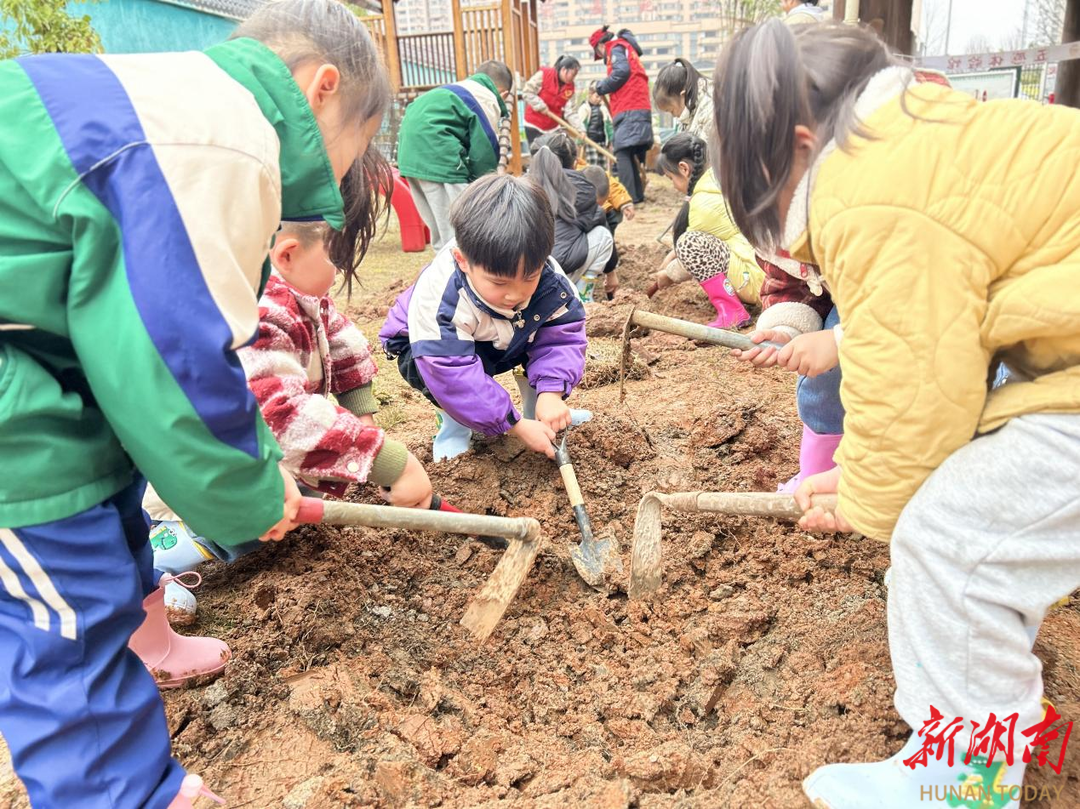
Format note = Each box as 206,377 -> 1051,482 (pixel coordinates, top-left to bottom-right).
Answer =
477,59 -> 513,92
654,58 -> 705,113
580,165 -> 609,199
530,130 -> 575,168
234,0 -> 393,291
712,20 -> 898,248
656,133 -> 707,244
450,174 -> 554,276
331,151 -> 393,291
554,54 -> 581,77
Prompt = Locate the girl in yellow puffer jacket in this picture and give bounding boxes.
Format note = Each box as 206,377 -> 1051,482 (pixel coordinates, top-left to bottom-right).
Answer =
715,20 -> 1080,809
651,133 -> 765,328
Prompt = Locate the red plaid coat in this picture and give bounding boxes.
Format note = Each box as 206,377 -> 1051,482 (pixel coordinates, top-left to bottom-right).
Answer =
238,274 -> 383,493
756,250 -> 834,337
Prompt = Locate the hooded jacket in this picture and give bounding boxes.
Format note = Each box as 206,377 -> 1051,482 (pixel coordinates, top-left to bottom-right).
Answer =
594,31 -> 653,150
0,38 -> 347,544
785,67 -> 1080,540
396,73 -> 508,184
379,246 -> 586,436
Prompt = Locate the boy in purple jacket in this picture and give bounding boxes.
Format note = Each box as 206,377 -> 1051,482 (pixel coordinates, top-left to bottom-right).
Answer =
380,174 -> 589,460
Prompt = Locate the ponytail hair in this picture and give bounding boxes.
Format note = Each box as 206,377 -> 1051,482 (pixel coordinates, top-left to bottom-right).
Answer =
656,132 -> 707,244
553,54 -> 581,77
235,0 -> 394,290
530,130 -> 576,169
712,20 -> 900,248
654,58 -> 704,113
530,146 -> 577,223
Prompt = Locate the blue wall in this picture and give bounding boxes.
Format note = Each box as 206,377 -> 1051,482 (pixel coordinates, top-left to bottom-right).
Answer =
77,0 -> 237,53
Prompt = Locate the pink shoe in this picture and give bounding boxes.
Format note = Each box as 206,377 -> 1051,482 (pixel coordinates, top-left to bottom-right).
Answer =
699,274 -> 751,329
167,774 -> 225,808
129,580 -> 231,689
778,425 -> 842,494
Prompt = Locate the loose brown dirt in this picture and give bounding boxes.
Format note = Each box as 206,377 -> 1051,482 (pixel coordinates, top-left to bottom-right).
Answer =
2,178 -> 1077,809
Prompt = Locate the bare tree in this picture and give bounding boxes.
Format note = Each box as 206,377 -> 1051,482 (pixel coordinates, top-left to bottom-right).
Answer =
1033,0 -> 1067,45
918,0 -> 948,55
965,34 -> 995,54
716,0 -> 782,39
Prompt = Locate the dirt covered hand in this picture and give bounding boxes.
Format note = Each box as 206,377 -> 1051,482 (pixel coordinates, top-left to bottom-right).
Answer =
260,463 -> 303,542
511,418 -> 557,458
794,467 -> 853,533
731,329 -> 791,367
776,330 -> 838,378
379,452 -> 433,509
604,270 -> 620,297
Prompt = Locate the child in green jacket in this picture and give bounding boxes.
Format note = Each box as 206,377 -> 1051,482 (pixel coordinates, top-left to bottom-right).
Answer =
0,1 -> 391,805
396,60 -> 513,250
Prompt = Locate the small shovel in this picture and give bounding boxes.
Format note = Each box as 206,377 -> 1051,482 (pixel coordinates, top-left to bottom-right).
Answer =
629,491 -> 839,599
295,497 -> 541,642
553,432 -> 623,589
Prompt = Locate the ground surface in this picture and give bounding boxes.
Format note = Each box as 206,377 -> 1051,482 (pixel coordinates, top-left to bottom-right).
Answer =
2,178 -> 1078,809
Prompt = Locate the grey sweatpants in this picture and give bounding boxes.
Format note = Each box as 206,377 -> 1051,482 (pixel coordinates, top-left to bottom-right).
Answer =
889,413 -> 1080,731
406,178 -> 468,251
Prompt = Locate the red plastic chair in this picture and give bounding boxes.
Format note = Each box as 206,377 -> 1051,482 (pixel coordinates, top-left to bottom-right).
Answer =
388,168 -> 430,252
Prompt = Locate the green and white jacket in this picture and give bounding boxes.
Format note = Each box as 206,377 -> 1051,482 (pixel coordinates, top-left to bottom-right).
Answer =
0,38 -> 347,544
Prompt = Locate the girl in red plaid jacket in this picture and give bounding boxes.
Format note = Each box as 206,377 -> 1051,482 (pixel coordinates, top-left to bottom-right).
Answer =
144,222 -> 432,624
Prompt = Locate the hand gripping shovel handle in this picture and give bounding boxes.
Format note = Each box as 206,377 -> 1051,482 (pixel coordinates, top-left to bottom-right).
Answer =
628,309 -> 786,352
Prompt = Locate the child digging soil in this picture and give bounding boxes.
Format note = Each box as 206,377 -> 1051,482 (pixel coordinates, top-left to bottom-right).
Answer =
146,221 -> 433,626
380,174 -> 591,462
0,0 -> 393,804
715,19 -> 1080,808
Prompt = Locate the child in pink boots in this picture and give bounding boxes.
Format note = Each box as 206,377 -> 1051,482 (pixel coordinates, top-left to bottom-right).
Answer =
145,220 -> 433,629
732,250 -> 844,491
650,133 -> 764,329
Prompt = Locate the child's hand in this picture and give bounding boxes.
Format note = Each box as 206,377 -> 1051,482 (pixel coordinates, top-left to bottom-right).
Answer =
794,467 -> 853,533
358,413 -> 377,429
510,418 -> 557,458
622,204 -> 636,221
731,329 -> 791,367
604,270 -> 620,297
776,330 -> 839,378
652,271 -> 674,291
380,452 -> 433,509
260,463 -> 302,542
535,392 -> 572,433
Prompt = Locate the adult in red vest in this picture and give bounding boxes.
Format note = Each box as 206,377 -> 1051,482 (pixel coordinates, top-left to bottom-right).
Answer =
522,55 -> 582,149
590,25 -> 653,204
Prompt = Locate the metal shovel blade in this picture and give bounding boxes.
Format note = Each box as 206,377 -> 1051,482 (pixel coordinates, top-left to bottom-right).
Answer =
629,492 -> 663,599
569,531 -> 623,589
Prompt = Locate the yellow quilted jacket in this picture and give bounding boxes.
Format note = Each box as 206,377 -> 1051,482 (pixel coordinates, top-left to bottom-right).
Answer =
788,71 -> 1080,540
690,172 -> 764,304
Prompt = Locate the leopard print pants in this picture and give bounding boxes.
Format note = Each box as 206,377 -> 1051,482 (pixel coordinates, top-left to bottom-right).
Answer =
674,230 -> 730,283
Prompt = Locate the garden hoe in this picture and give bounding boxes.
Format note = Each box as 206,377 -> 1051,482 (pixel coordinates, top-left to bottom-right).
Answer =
628,491 -> 839,599
553,431 -> 623,590
296,497 -> 541,642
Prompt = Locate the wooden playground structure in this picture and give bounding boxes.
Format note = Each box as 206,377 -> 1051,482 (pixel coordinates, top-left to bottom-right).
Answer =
361,0 -> 541,174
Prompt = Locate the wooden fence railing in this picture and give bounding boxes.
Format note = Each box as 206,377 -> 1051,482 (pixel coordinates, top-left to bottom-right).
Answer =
398,31 -> 457,90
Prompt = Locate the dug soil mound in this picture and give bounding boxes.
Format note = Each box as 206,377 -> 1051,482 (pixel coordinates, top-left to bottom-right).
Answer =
2,179 -> 1076,809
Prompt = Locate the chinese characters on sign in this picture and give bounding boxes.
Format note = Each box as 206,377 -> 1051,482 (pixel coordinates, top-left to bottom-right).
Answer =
904,704 -> 1072,774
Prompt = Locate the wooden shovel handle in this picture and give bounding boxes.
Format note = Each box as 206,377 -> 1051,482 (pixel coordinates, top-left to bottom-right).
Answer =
543,109 -> 618,163
660,492 -> 839,520
293,497 -> 537,541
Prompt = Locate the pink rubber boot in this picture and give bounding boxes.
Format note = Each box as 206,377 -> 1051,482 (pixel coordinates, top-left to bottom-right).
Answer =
699,274 -> 751,329
167,774 -> 225,808
129,578 -> 231,689
779,425 -> 843,494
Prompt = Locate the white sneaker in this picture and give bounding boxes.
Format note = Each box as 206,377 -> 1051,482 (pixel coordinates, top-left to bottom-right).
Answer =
803,729 -> 1025,809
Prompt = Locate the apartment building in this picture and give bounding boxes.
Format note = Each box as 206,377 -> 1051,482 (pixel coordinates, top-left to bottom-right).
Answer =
537,0 -> 728,87
393,0 -> 452,35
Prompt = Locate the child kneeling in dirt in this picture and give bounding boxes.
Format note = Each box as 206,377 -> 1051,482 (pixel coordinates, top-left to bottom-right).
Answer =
715,20 -> 1080,808
380,173 -> 589,461
148,221 -> 432,624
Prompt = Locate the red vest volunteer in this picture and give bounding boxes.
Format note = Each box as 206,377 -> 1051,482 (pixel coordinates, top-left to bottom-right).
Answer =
522,55 -> 581,147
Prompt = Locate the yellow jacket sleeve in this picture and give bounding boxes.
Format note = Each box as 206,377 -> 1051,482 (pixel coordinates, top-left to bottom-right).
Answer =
818,208 -> 995,540
606,175 -> 632,212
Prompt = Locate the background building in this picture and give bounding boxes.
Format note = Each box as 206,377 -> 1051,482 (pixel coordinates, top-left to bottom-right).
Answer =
538,0 -> 727,87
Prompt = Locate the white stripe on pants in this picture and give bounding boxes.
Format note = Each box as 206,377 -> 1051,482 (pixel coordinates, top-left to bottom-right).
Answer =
569,226 -> 614,302
406,178 -> 469,252
889,413 -> 1080,731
